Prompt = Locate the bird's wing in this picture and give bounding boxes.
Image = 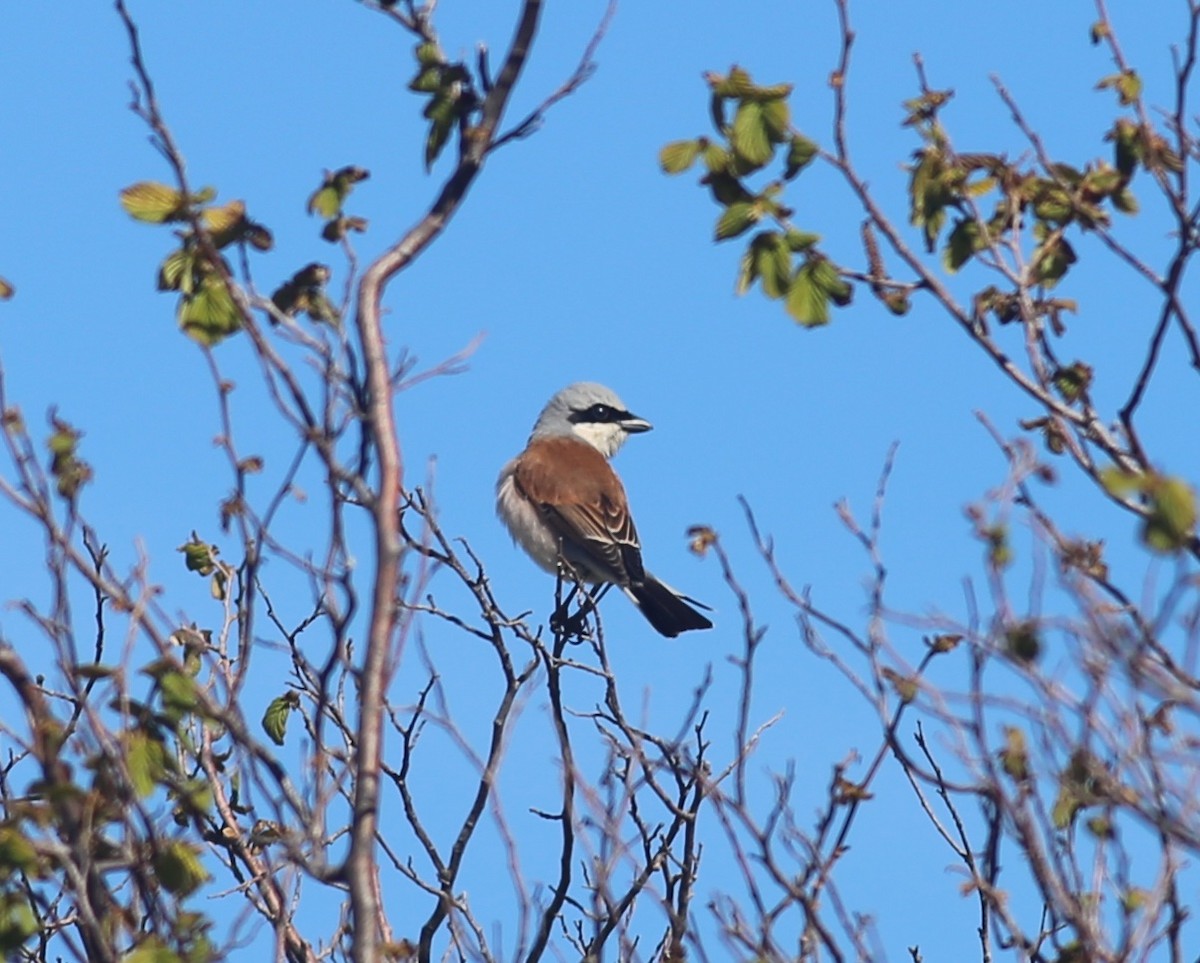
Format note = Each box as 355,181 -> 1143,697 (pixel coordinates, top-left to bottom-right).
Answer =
514,437 -> 645,585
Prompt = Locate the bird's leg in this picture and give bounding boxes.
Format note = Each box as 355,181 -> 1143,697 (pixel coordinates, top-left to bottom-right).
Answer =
550,556 -> 586,641
552,582 -> 611,640
549,542 -> 614,641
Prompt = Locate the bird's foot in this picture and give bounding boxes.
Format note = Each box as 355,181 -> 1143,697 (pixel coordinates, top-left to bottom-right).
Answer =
550,603 -> 592,644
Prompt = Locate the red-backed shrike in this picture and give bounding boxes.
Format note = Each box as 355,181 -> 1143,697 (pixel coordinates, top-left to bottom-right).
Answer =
496,382 -> 712,637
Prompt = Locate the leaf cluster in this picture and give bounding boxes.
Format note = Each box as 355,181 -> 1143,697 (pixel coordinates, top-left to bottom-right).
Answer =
270,262 -> 338,326
408,41 -> 480,171
46,411 -> 92,501
120,182 -> 272,346
307,165 -> 370,243
904,83 -> 1163,303
660,66 -> 847,326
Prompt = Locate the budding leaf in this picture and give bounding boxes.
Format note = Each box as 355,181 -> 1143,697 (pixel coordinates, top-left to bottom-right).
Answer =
998,726 -> 1030,783
715,202 -> 757,241
262,692 -> 300,746
1053,362 -> 1093,402
760,97 -> 791,142
749,232 -> 793,299
154,841 -> 210,896
783,134 -> 818,179
1143,476 -> 1197,553
120,181 -> 192,223
202,199 -> 245,237
943,218 -> 983,273
126,730 -> 169,799
730,101 -> 773,168
178,535 -> 219,576
415,41 -> 443,67
785,263 -> 829,327
178,276 -> 242,345
660,139 -> 702,174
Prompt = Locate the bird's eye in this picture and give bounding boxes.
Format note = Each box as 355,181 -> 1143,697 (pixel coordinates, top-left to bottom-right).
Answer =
590,404 -> 612,421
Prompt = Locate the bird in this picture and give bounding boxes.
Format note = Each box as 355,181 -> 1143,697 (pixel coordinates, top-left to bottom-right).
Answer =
496,381 -> 713,638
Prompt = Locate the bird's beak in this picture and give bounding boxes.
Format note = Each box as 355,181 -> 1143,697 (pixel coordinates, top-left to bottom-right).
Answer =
621,415 -> 652,434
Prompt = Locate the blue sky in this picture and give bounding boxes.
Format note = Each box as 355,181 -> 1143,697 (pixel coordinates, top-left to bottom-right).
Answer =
2,0 -> 1198,958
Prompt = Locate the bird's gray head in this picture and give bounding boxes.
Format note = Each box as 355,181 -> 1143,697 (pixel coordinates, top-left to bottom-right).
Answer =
529,382 -> 652,458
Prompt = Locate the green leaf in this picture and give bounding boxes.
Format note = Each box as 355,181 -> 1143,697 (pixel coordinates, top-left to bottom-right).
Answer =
243,221 -> 274,252
783,134 -> 818,179
46,415 -> 92,500
1004,621 -> 1040,663
703,172 -> 752,206
414,41 -> 443,67
177,778 -> 214,817
127,730 -> 169,799
1143,475 -> 1197,553
1122,888 -> 1149,914
1053,362 -> 1093,402
262,692 -> 299,746
943,218 -> 983,273
785,263 -> 830,327
0,827 -> 39,874
735,244 -> 759,296
882,667 -> 918,703
157,248 -> 201,294
908,148 -> 951,251
1030,236 -> 1077,288
119,181 -> 191,223
1112,186 -> 1138,214
1099,467 -> 1142,498
121,937 -> 184,963
808,257 -> 853,306
408,64 -> 444,93
659,139 -> 702,174
0,893 -> 37,954
46,418 -> 81,458
178,277 -> 242,345
308,166 -> 370,219
201,199 -> 246,241
271,263 -> 333,322
1033,185 -> 1073,224
965,174 -> 997,198
760,98 -> 791,142
154,841 -> 209,897
730,101 -> 773,169
160,670 -> 199,722
881,290 -> 911,315
1108,118 -> 1139,177
1083,165 -> 1122,196
753,232 -> 793,299
998,726 -> 1030,783
1052,783 -> 1082,829
178,535 -> 219,576
1096,69 -> 1142,106
706,66 -> 755,98
424,93 -> 458,171
307,185 -> 341,219
784,229 -> 821,251
714,201 -> 758,241
745,81 -> 794,102
701,142 -> 730,173
321,215 -> 369,243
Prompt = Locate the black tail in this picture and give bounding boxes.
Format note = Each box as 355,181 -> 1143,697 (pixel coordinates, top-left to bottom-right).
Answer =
626,576 -> 713,638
